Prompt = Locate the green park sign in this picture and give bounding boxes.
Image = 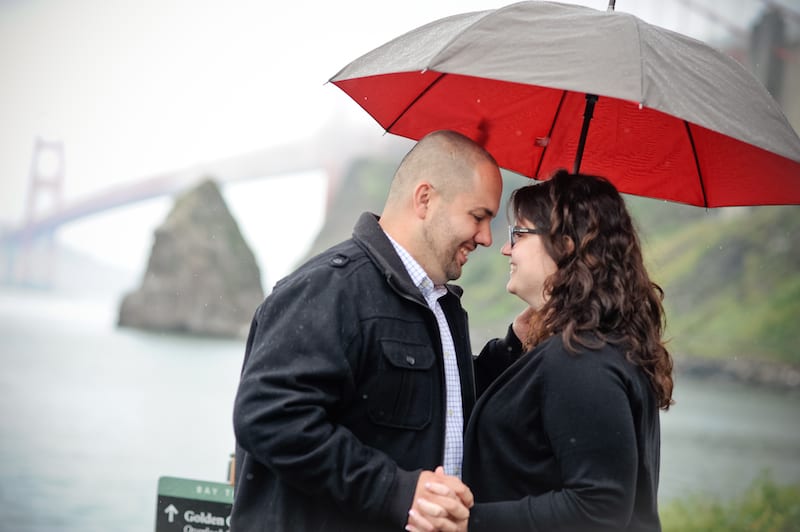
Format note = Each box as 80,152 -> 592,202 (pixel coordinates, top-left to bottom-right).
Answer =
155,476 -> 233,532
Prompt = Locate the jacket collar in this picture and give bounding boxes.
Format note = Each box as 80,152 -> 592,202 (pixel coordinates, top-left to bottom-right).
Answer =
352,212 -> 464,301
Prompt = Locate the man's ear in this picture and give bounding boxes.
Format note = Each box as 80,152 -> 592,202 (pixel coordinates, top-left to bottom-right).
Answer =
412,182 -> 435,219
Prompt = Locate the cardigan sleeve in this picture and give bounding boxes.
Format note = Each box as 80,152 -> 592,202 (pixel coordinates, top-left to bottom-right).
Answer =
473,324 -> 524,396
469,344 -> 639,532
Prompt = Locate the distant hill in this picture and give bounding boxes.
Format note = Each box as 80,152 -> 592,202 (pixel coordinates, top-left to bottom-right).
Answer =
48,242 -> 139,299
303,154 -> 800,377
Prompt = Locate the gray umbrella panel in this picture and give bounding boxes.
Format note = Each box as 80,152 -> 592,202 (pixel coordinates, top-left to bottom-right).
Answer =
331,1 -> 800,164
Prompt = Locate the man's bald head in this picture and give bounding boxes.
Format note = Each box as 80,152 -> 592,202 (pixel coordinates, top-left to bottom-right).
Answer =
384,130 -> 499,208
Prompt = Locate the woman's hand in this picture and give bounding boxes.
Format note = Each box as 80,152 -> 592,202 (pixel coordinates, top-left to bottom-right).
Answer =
512,306 -> 536,343
406,467 -> 472,532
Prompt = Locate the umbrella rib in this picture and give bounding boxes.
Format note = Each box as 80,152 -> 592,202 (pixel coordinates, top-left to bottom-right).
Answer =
384,72 -> 448,133
684,121 -> 709,208
534,90 -> 568,178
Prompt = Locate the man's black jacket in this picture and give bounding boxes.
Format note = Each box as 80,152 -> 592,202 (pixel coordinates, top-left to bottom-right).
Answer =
231,212 -> 477,531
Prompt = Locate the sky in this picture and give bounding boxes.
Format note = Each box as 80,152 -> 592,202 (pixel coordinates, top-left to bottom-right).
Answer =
0,0 -> 794,282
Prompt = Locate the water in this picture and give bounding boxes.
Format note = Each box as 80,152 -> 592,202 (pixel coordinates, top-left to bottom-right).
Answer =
659,370 -> 800,502
0,290 -> 242,531
1,289 -> 799,531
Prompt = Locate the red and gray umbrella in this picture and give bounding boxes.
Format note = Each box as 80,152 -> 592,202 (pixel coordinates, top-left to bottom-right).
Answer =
330,0 -> 800,207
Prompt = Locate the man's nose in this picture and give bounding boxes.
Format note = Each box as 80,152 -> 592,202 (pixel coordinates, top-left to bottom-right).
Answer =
475,221 -> 493,247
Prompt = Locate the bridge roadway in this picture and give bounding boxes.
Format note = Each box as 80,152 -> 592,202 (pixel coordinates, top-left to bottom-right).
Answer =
1,137 -> 339,244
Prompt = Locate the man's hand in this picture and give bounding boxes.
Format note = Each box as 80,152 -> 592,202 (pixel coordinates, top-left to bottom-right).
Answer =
406,467 -> 473,532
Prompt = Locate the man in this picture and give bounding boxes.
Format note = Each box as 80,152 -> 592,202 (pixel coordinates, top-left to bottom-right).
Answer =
231,130 -> 503,531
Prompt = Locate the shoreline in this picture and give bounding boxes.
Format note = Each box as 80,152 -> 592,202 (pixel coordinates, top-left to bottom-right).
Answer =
673,355 -> 800,391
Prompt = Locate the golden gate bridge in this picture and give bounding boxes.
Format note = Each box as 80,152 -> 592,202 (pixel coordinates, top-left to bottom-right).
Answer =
0,130 -> 406,287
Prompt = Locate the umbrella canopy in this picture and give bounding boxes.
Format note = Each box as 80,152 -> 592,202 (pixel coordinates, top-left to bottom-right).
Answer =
330,1 -> 800,207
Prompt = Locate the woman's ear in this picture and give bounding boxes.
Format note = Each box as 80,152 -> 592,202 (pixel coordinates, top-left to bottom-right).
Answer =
563,235 -> 575,254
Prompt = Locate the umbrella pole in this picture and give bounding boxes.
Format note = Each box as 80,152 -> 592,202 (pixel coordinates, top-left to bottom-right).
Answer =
573,94 -> 598,174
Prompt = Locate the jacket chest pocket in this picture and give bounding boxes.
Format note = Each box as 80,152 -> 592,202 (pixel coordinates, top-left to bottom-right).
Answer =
368,340 -> 435,430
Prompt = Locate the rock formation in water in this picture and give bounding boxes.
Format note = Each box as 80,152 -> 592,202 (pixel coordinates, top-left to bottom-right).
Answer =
118,178 -> 264,338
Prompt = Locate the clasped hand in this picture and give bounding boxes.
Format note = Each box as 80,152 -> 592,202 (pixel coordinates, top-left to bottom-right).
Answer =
406,466 -> 473,532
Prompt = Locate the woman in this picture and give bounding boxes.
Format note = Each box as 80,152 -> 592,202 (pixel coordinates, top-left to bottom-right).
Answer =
410,171 -> 674,532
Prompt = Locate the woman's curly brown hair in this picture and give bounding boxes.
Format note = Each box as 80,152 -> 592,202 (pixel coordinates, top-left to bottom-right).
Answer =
511,170 -> 674,410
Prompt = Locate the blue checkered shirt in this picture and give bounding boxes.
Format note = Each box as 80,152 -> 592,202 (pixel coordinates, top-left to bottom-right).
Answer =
387,234 -> 464,478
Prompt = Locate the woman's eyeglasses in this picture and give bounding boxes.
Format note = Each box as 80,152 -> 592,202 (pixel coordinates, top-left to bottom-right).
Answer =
508,225 -> 545,248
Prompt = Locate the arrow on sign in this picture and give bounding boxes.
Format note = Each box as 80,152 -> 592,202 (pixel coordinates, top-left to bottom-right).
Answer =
164,504 -> 179,523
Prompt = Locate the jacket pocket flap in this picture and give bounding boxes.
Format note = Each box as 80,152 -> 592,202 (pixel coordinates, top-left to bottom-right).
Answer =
380,340 -> 435,370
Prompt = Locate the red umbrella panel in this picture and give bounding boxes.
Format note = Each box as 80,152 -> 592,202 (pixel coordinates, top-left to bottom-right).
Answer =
333,71 -> 800,208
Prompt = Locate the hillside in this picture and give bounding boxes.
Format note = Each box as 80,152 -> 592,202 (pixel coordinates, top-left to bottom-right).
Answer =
640,202 -> 800,364
304,155 -> 800,380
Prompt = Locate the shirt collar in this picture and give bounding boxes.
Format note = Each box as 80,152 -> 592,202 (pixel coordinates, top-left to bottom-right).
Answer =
385,233 -> 445,299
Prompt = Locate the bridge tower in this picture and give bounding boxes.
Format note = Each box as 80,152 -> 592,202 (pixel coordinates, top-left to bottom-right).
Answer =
10,138 -> 66,286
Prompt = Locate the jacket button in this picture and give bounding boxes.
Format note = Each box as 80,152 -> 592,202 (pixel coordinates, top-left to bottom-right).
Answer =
330,254 -> 350,267
406,355 -> 416,366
